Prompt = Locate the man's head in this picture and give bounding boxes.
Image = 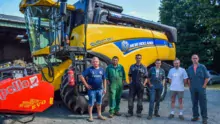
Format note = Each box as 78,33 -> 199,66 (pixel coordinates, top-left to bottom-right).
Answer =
135,54 -> 142,64
191,54 -> 199,64
173,59 -> 180,69
155,59 -> 162,68
112,56 -> 119,66
92,57 -> 99,68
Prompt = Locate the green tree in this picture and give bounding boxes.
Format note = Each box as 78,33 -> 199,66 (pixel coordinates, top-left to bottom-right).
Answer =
159,0 -> 220,69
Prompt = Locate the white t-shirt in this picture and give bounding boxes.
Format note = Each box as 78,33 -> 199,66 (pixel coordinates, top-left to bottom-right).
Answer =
168,67 -> 188,91
156,69 -> 160,78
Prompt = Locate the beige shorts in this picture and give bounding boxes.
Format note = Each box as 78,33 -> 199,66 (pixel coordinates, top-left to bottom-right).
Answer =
170,91 -> 184,99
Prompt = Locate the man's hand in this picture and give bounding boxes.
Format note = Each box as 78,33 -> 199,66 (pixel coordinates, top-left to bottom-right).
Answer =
103,89 -> 106,94
85,84 -> 92,90
106,80 -> 110,85
123,80 -> 126,84
203,84 -> 207,88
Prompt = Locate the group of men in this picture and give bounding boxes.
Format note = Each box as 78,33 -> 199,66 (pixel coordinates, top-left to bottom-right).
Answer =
79,54 -> 209,124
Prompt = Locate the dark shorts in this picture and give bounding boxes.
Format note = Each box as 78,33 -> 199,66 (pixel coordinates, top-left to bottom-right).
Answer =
88,89 -> 103,106
170,91 -> 184,99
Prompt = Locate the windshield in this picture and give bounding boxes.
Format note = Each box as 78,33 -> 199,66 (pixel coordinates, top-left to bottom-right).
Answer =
24,6 -> 71,52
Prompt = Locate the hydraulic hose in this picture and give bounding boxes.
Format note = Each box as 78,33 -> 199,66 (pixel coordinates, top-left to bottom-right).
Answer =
41,56 -> 54,83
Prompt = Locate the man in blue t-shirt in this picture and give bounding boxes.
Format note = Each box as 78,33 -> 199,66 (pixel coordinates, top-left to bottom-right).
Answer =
79,57 -> 107,122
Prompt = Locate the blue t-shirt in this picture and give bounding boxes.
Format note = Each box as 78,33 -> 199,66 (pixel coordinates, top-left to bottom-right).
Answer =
82,66 -> 106,90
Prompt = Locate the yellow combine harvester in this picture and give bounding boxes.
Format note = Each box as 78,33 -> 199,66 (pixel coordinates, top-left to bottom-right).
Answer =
19,0 -> 177,114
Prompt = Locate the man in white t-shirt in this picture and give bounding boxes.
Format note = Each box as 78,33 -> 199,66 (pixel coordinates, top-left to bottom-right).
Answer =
167,59 -> 188,120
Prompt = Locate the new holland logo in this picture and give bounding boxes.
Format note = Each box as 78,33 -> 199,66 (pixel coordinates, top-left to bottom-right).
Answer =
121,40 -> 130,52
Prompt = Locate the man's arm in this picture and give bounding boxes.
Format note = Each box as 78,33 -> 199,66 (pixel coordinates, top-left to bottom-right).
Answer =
79,75 -> 92,89
183,69 -> 189,86
105,66 -> 110,84
186,68 -> 191,88
187,79 -> 191,88
102,69 -> 107,93
147,68 -> 153,86
167,69 -> 172,84
143,66 -> 148,86
103,79 -> 107,94
122,66 -> 126,82
128,65 -> 132,83
162,69 -> 166,86
202,65 -> 210,88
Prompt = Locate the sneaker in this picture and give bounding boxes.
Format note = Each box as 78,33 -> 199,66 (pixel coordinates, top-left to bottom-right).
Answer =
87,118 -> 94,122
202,119 -> 208,124
108,114 -> 114,118
168,114 -> 174,119
179,115 -> 184,120
191,117 -> 199,121
114,112 -> 122,116
147,115 -> 152,120
137,113 -> 142,118
126,113 -> 133,117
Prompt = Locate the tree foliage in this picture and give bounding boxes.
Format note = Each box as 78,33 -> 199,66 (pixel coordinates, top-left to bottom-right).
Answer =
159,0 -> 220,70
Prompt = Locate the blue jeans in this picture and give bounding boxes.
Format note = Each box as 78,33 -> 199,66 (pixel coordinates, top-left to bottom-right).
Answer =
148,86 -> 162,116
88,89 -> 103,106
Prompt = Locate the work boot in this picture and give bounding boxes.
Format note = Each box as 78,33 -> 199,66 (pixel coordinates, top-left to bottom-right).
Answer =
147,115 -> 152,120
137,113 -> 142,118
154,111 -> 160,117
191,117 -> 200,121
126,113 -> 133,117
202,119 -> 208,124
179,115 -> 184,120
168,114 -> 174,119
114,112 -> 122,116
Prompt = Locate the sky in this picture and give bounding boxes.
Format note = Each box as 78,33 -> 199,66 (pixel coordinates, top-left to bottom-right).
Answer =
0,0 -> 161,22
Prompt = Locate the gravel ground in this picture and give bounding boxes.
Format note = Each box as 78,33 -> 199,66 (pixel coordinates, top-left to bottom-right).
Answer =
1,88 -> 220,124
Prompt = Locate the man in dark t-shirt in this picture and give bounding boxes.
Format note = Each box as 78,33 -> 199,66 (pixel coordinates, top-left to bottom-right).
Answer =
79,57 -> 107,122
126,54 -> 148,118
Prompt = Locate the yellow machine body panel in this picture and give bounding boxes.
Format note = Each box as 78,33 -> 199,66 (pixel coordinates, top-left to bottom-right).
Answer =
41,59 -> 72,91
69,24 -> 176,84
32,24 -> 175,90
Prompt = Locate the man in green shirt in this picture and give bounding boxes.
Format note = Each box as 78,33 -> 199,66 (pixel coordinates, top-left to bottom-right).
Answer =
106,56 -> 126,118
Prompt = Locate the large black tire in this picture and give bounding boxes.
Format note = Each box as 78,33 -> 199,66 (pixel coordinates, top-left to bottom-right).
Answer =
60,59 -> 109,114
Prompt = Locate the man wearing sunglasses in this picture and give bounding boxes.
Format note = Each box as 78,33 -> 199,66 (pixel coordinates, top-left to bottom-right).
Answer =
187,54 -> 209,124
126,54 -> 148,118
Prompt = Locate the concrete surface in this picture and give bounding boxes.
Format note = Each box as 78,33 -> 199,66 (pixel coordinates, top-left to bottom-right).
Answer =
1,88 -> 220,124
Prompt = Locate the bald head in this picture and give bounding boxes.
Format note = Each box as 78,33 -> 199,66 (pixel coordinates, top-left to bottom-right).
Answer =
92,57 -> 99,68
191,54 -> 199,64
173,59 -> 180,69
